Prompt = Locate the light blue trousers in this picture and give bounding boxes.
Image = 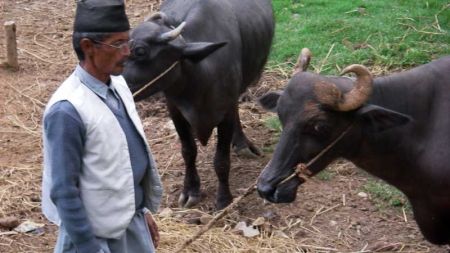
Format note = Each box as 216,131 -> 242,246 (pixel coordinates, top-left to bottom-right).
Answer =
54,210 -> 155,253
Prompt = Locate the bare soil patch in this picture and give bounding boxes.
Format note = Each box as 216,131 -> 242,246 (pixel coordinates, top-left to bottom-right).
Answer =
1,0 -> 448,252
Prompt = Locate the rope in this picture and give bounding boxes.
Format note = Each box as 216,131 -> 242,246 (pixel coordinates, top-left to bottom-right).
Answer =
174,184 -> 256,253
174,122 -> 355,252
277,122 -> 355,186
132,61 -> 179,98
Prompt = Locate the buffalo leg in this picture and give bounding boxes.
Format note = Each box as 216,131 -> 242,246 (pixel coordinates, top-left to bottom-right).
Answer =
214,111 -> 235,209
411,200 -> 450,244
231,106 -> 261,157
167,103 -> 201,208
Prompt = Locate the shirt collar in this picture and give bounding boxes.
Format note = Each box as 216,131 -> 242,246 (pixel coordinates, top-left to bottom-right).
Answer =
74,64 -> 117,100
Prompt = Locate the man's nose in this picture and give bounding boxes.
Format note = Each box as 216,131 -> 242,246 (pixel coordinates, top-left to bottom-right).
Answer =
121,45 -> 131,56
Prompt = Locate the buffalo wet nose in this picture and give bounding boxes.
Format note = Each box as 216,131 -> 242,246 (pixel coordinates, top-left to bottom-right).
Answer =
256,181 -> 276,199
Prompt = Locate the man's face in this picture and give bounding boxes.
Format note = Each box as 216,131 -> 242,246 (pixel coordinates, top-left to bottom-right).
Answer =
92,31 -> 130,76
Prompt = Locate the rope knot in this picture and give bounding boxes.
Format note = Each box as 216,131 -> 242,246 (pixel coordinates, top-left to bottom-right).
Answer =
296,163 -> 312,177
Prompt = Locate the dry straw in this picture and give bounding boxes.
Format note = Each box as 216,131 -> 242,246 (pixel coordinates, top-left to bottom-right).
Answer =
156,212 -> 326,253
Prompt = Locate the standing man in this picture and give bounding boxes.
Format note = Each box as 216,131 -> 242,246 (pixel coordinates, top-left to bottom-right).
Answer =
41,1 -> 163,252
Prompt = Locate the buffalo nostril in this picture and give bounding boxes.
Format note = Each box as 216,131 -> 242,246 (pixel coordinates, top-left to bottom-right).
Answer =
256,181 -> 275,198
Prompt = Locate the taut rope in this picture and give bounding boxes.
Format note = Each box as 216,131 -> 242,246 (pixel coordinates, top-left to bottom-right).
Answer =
277,122 -> 355,186
132,61 -> 179,98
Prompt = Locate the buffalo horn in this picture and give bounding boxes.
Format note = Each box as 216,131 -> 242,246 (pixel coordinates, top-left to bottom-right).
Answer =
293,48 -> 312,74
144,12 -> 167,22
158,21 -> 186,42
336,64 -> 373,111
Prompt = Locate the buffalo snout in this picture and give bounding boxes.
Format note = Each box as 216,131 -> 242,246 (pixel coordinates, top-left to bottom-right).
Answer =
257,174 -> 303,203
256,180 -> 276,201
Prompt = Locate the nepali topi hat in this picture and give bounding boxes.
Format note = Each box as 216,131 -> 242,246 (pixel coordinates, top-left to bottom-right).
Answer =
74,0 -> 130,33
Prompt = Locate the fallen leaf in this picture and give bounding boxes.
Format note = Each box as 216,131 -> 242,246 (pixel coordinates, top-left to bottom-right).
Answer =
252,217 -> 265,227
233,221 -> 260,238
233,221 -> 247,231
14,220 -> 45,233
242,225 -> 260,237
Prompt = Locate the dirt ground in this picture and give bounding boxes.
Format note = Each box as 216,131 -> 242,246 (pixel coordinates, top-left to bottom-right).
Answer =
1,0 -> 449,252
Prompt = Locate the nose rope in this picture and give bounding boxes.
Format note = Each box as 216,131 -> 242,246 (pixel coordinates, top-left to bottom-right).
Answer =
277,122 -> 355,186
132,61 -> 179,98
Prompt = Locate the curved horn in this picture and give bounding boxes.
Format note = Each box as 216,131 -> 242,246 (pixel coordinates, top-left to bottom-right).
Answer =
144,12 -> 167,22
336,64 -> 373,111
293,48 -> 312,75
158,21 -> 186,42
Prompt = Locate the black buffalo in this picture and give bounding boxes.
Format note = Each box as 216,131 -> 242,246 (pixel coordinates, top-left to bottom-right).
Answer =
257,49 -> 450,244
123,0 -> 274,209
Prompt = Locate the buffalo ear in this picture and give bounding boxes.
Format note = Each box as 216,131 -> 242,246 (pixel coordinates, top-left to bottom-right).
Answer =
356,104 -> 412,133
258,91 -> 283,112
182,42 -> 227,63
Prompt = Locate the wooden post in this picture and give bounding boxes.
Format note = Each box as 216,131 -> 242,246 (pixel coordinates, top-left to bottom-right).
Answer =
4,21 -> 18,70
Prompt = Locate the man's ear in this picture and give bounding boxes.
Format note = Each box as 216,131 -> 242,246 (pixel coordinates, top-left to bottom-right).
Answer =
356,104 -> 412,133
258,91 -> 283,113
182,42 -> 227,63
80,38 -> 96,58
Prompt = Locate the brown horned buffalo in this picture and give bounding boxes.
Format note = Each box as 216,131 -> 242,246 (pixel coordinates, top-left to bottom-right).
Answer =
257,49 -> 450,244
123,0 -> 274,209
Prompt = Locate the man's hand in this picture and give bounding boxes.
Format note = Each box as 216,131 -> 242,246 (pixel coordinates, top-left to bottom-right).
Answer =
144,211 -> 160,249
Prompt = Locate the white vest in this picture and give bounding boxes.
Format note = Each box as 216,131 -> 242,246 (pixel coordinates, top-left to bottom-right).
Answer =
42,73 -> 162,239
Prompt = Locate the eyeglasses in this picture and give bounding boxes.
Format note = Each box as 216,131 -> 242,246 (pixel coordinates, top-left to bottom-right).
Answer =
92,39 -> 131,54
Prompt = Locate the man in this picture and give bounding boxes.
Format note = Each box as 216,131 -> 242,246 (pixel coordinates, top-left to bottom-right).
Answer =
41,1 -> 163,252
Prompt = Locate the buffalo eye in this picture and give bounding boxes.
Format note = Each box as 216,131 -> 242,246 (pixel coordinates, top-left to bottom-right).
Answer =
314,123 -> 328,133
133,47 -> 147,58
303,121 -> 330,138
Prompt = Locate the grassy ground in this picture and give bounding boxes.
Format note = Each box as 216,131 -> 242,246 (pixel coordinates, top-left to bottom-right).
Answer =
269,0 -> 449,73
362,178 -> 410,210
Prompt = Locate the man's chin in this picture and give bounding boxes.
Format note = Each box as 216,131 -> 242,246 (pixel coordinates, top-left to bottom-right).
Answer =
111,67 -> 124,76
110,62 -> 127,75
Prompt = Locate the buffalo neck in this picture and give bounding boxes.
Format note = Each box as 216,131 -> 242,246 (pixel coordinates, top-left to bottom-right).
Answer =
350,71 -> 434,192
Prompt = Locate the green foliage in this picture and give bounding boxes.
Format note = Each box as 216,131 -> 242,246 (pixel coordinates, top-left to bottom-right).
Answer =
264,116 -> 282,134
316,170 -> 334,181
362,179 -> 410,210
262,116 -> 282,153
270,0 -> 450,73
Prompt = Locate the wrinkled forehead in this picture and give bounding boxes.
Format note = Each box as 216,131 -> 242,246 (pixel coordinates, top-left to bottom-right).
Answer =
106,31 -> 130,41
279,82 -> 327,122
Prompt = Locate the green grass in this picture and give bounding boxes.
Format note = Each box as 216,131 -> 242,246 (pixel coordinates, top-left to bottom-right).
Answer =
362,178 -> 410,210
269,0 -> 450,73
316,170 -> 335,181
262,116 -> 283,153
264,116 -> 282,134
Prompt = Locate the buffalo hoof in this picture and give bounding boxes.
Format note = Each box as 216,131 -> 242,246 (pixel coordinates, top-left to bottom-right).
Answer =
216,196 -> 233,210
233,144 -> 262,158
232,134 -> 262,158
178,192 -> 202,208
